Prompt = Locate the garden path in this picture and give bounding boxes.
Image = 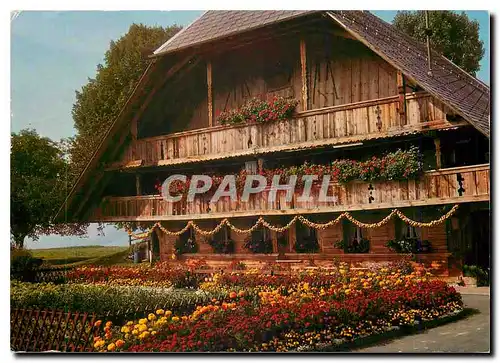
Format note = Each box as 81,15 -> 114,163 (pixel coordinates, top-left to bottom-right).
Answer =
356,292 -> 490,353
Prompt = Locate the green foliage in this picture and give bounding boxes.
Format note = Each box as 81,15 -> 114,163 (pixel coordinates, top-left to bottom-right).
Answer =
463,265 -> 489,286
208,239 -> 235,254
174,237 -> 198,255
334,239 -> 370,254
393,11 -> 484,75
69,24 -> 181,184
10,281 -> 226,317
10,129 -> 87,248
244,236 -> 274,254
294,236 -> 320,253
10,249 -> 43,282
30,245 -> 128,265
386,238 -> 431,254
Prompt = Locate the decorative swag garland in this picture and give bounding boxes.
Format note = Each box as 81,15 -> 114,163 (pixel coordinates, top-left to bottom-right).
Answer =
156,146 -> 423,196
125,204 -> 459,240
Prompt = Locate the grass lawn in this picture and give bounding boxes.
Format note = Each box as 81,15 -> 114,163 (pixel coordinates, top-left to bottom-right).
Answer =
30,245 -> 129,266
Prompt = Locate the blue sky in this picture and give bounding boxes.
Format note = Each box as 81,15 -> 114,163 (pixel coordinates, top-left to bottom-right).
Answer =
10,11 -> 489,249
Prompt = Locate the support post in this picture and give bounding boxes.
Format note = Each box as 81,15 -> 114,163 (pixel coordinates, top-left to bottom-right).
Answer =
434,137 -> 442,169
207,61 -> 213,127
135,174 -> 141,196
396,70 -> 407,125
300,38 -> 308,111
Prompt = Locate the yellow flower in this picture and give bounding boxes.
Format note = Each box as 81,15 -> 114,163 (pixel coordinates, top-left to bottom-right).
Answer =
172,316 -> 180,322
138,324 -> 148,332
126,321 -> 134,326
156,309 -> 165,315
138,318 -> 147,325
139,331 -> 150,340
132,329 -> 139,336
165,310 -> 172,317
121,326 -> 130,333
107,343 -> 116,351
148,313 -> 156,321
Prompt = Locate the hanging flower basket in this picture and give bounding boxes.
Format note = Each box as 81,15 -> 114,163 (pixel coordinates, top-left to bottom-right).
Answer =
335,238 -> 370,253
386,238 -> 432,254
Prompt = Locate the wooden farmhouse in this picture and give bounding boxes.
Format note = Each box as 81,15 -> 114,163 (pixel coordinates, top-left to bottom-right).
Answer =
58,11 -> 490,276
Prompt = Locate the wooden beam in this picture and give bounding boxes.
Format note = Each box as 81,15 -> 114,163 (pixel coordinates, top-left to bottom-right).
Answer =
59,54 -> 197,220
74,56 -> 202,218
79,172 -> 114,221
300,38 -> 308,111
74,127 -> 131,219
72,171 -> 106,220
396,70 -> 407,126
434,137 -> 442,170
207,61 -> 213,127
136,174 -> 142,196
55,60 -> 160,221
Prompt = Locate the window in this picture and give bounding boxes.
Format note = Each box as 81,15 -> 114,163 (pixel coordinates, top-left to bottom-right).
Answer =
209,225 -> 234,254
341,220 -> 370,253
246,222 -> 273,254
295,223 -> 319,253
395,213 -> 422,240
175,227 -> 197,254
251,224 -> 270,243
404,225 -> 421,240
353,227 -> 363,243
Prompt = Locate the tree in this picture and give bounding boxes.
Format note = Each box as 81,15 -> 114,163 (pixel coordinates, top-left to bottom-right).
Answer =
393,11 -> 485,75
69,23 -> 181,183
11,130 -> 87,248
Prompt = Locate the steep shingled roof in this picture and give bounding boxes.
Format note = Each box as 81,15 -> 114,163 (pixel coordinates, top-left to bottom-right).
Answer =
153,10 -> 317,56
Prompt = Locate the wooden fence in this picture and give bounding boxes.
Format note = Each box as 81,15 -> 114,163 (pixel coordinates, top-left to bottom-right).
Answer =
11,301 -> 210,352
11,308 -> 98,352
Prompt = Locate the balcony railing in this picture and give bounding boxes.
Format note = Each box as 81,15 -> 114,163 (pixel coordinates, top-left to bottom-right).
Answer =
93,164 -> 489,222
112,92 -> 465,169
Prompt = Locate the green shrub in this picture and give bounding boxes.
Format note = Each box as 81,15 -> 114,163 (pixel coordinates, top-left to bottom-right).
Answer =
335,239 -> 370,253
463,265 -> 489,286
10,281 -> 226,321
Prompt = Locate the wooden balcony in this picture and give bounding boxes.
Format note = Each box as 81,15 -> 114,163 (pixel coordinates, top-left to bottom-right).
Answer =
112,92 -> 466,169
92,164 -> 489,222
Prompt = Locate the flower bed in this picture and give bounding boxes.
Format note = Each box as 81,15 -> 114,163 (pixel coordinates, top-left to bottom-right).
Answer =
10,281 -> 226,322
91,264 -> 463,352
65,261 -> 206,288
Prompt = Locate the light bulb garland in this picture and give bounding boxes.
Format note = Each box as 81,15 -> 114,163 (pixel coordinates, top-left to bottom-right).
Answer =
125,204 -> 460,239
